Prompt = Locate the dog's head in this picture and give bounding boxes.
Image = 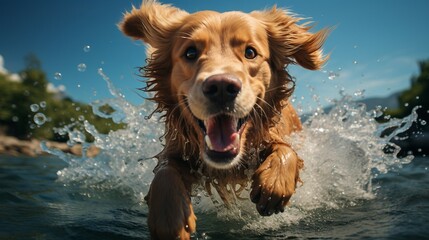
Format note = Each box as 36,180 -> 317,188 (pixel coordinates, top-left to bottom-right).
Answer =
120,1 -> 328,169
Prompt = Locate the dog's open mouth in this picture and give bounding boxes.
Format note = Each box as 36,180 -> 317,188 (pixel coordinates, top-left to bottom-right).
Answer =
197,114 -> 247,163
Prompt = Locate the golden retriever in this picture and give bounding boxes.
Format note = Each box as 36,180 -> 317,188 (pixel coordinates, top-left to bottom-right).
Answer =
120,1 -> 328,239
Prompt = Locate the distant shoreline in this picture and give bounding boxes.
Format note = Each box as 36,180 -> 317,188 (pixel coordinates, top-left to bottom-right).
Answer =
0,135 -> 99,157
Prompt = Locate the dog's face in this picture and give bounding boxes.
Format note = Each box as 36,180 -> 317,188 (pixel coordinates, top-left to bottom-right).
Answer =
121,2 -> 328,169
169,11 -> 271,169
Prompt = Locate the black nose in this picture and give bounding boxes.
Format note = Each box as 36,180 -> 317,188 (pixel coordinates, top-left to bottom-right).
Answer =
202,74 -> 242,104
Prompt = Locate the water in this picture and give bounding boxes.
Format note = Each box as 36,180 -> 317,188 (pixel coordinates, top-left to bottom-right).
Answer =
83,45 -> 91,53
77,63 -> 87,72
1,157 -> 428,239
33,112 -> 47,126
54,72 -> 62,80
1,70 -> 429,239
40,101 -> 47,109
30,104 -> 40,112
0,155 -> 150,239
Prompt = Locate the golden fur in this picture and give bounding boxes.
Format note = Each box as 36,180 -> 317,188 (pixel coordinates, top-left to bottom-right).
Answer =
120,1 -> 328,239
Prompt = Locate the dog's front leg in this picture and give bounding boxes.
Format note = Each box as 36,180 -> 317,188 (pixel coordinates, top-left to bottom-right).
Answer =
146,162 -> 196,240
250,143 -> 302,216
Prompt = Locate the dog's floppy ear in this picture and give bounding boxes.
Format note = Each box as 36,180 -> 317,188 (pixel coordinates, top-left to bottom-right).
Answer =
251,7 -> 329,70
119,1 -> 188,48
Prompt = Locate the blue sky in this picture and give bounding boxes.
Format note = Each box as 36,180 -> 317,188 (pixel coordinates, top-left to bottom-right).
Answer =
1,0 -> 429,110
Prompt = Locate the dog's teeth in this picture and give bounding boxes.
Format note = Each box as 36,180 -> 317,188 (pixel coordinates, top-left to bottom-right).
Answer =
234,135 -> 240,147
205,135 -> 214,150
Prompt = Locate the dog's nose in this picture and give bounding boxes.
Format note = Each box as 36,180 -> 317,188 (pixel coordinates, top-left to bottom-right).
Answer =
202,74 -> 242,103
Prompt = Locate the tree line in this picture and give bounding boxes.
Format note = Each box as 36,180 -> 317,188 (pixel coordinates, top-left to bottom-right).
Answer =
384,59 -> 429,125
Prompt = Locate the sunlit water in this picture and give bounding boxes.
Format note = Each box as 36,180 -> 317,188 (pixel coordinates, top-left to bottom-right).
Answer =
2,69 -> 428,239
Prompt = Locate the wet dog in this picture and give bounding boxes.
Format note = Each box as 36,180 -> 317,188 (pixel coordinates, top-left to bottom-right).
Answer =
120,1 -> 328,239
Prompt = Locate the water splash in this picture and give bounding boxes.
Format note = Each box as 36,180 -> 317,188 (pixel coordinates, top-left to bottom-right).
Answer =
42,68 -> 163,200
196,94 -> 417,232
293,96 -> 415,206
41,70 -> 417,233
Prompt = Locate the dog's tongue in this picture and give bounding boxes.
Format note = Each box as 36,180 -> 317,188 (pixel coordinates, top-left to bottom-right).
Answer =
204,115 -> 239,152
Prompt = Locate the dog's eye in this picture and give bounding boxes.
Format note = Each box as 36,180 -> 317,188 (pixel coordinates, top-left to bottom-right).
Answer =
244,47 -> 257,59
184,46 -> 198,60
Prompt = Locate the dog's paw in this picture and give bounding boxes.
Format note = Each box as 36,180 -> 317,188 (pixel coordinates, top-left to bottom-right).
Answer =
250,146 -> 299,216
149,204 -> 196,240
169,205 -> 197,240
178,205 -> 197,240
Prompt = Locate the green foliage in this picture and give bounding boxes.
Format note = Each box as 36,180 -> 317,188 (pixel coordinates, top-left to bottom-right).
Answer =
0,55 -> 125,141
384,59 -> 429,128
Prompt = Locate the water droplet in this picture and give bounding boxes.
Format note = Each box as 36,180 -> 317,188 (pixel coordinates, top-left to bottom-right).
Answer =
372,109 -> 383,118
285,81 -> 294,89
182,154 -> 190,161
83,45 -> 91,52
354,89 -> 365,97
34,113 -> 47,125
416,96 -> 420,100
353,60 -> 358,64
30,104 -> 40,112
77,63 -> 87,72
328,71 -> 338,80
54,72 -> 62,80
12,116 -> 19,122
353,45 -> 358,49
78,115 -> 85,121
420,120 -> 426,126
312,94 -> 319,101
404,103 -> 409,107
77,84 -> 81,88
40,101 -> 47,108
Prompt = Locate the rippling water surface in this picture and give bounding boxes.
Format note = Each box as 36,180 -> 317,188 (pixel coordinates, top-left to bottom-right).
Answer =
1,70 -> 428,239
